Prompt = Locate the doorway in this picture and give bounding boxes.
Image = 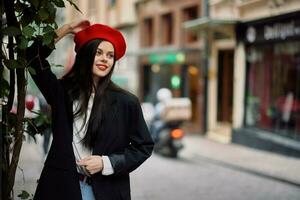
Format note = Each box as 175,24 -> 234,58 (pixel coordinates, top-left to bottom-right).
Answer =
217,50 -> 234,123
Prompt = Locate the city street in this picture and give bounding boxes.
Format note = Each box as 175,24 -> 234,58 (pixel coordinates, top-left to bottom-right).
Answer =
131,153 -> 300,200
14,134 -> 300,200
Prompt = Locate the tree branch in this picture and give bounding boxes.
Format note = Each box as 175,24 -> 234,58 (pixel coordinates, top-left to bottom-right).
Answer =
7,68 -> 26,196
7,37 -> 15,114
3,0 -> 26,198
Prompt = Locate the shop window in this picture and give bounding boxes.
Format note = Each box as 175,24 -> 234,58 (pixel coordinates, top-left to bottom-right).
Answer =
161,13 -> 173,45
143,18 -> 154,47
245,41 -> 300,140
183,6 -> 199,43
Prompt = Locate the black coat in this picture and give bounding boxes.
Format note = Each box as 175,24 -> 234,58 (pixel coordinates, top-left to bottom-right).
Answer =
27,41 -> 154,200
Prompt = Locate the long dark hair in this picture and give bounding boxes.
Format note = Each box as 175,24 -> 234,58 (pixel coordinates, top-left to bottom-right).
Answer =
62,39 -> 121,148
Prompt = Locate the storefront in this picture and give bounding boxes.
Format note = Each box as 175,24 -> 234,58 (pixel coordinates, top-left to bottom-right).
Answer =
233,11 -> 300,157
139,49 -> 204,133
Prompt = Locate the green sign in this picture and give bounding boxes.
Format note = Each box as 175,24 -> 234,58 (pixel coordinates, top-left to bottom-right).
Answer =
149,53 -> 185,64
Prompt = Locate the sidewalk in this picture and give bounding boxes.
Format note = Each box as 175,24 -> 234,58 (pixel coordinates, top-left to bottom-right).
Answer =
14,135 -> 45,198
14,133 -> 300,198
181,134 -> 300,187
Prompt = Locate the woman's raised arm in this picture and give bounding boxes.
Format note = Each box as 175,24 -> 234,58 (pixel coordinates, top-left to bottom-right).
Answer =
27,20 -> 90,105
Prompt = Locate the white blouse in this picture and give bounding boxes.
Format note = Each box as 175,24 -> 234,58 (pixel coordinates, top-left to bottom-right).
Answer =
72,93 -> 113,176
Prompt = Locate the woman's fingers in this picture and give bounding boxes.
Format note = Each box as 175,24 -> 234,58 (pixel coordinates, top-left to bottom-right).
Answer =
70,19 -> 90,34
77,156 -> 103,174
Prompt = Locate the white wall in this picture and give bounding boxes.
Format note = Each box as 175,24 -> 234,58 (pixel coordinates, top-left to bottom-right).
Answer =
232,42 -> 246,128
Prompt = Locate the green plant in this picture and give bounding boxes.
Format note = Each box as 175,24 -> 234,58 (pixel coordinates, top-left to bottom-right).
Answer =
0,0 -> 79,199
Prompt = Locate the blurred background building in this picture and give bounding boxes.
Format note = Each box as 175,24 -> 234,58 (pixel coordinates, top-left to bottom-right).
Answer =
135,0 -> 204,133
27,0 -> 300,158
185,0 -> 300,157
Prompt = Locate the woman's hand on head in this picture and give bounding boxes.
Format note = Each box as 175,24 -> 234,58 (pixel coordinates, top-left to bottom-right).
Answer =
69,19 -> 90,34
76,155 -> 104,175
55,19 -> 90,43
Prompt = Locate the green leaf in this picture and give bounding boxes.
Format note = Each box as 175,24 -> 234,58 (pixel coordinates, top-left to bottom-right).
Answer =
21,8 -> 36,27
48,43 -> 55,50
39,8 -> 49,21
4,59 -> 19,69
28,67 -> 36,75
18,36 -> 29,49
40,0 -> 47,7
24,118 -> 39,141
18,190 -> 30,199
0,78 -> 10,97
53,0 -> 65,7
43,25 -> 54,33
2,26 -> 21,36
67,0 -> 82,13
4,59 -> 27,69
46,3 -> 57,23
23,26 -> 35,38
42,32 -> 55,45
47,2 -> 56,15
12,60 -> 19,69
30,0 -> 40,8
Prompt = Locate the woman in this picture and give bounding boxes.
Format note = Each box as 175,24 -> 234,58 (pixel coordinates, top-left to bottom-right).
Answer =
27,20 -> 154,200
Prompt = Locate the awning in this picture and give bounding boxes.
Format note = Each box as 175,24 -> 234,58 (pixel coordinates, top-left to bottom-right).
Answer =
136,46 -> 201,56
136,47 -> 202,65
183,17 -> 238,32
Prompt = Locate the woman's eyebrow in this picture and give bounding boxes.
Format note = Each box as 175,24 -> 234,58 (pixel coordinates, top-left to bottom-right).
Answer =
97,48 -> 114,54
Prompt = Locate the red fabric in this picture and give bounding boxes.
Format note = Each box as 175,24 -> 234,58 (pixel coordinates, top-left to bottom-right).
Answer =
276,96 -> 300,113
74,24 -> 126,60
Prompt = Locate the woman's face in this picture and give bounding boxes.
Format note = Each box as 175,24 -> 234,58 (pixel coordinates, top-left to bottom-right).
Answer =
92,41 -> 115,81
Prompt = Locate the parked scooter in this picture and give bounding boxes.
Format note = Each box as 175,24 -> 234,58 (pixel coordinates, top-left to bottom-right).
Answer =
153,120 -> 185,157
150,88 -> 191,158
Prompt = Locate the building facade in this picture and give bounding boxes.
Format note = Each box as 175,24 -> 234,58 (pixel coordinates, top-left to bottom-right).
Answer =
186,0 -> 300,157
233,2 -> 300,157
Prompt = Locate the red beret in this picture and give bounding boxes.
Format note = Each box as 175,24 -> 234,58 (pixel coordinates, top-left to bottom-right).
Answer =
74,24 -> 126,60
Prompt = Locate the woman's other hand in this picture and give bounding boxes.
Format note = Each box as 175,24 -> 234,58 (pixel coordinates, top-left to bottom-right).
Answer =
76,155 -> 104,175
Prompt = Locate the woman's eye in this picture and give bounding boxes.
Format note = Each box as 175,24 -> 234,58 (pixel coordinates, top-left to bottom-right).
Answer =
108,54 -> 114,59
96,51 -> 102,56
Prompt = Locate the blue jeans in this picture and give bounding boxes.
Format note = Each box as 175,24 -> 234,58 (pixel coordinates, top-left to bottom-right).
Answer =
79,181 -> 95,200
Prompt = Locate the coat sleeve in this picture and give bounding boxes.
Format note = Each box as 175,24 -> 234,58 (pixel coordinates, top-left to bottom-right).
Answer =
108,96 -> 154,175
26,40 -> 60,106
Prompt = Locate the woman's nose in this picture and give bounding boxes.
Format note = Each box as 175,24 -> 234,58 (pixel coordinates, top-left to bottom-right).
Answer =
100,55 -> 108,62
